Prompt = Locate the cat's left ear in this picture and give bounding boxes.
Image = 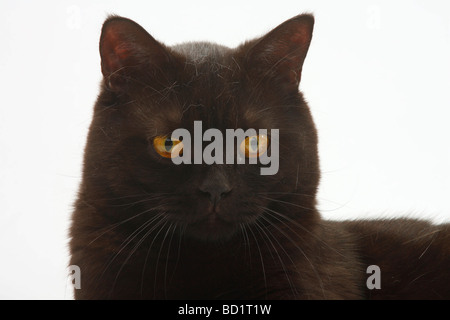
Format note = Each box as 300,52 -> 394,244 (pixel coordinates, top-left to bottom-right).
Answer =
99,16 -> 174,91
246,14 -> 314,89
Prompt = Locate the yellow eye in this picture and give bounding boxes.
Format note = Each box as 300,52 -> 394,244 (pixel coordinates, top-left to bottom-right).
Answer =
153,136 -> 183,158
240,135 -> 268,158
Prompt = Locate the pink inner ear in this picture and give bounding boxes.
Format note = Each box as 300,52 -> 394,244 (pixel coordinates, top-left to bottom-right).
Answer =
280,26 -> 313,85
250,16 -> 313,87
290,29 -> 310,48
101,28 -> 132,76
112,41 -> 132,60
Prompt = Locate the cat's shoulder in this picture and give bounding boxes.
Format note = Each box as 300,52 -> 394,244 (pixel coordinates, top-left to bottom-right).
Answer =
336,217 -> 449,238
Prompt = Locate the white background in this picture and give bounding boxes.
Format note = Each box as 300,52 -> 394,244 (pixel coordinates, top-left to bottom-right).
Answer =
0,0 -> 449,299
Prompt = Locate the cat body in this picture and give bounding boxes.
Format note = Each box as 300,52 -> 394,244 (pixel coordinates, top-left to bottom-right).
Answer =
70,14 -> 450,299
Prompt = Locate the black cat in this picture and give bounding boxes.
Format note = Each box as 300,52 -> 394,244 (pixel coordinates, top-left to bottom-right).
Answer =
70,14 -> 450,299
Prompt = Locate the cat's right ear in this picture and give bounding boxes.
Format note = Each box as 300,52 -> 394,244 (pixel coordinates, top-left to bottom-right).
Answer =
245,14 -> 314,91
99,16 -> 172,91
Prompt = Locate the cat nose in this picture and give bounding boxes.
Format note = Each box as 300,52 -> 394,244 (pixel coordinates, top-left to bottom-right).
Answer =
198,167 -> 232,205
199,181 -> 232,206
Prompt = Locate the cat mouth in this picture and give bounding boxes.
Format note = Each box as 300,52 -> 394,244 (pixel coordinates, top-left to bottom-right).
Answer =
181,206 -> 262,242
163,203 -> 262,241
196,211 -> 231,227
183,211 -> 241,241
189,210 -> 233,228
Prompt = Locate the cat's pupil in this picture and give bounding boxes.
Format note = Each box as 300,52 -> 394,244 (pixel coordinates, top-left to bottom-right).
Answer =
164,139 -> 173,152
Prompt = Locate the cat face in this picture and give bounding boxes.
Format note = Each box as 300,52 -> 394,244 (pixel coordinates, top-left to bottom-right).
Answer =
83,14 -> 320,242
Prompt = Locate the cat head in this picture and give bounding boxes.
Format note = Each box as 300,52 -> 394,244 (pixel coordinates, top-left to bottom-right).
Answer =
82,14 -> 319,241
